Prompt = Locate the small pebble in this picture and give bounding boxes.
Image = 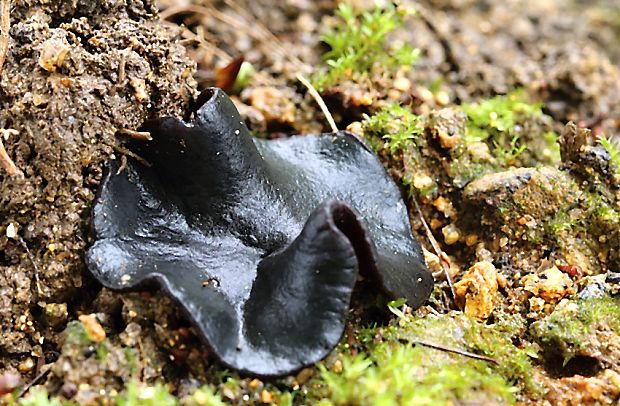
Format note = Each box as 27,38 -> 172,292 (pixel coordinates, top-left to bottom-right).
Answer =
465,234 -> 478,247
412,173 -> 434,191
44,302 -> 68,328
295,367 -> 314,385
78,314 -> 106,343
442,224 -> 460,245
522,266 -> 576,304
0,372 -> 21,395
393,77 -> 411,92
6,223 -> 16,239
417,87 -> 434,103
260,389 -> 273,404
60,382 -> 78,399
435,91 -> 450,106
38,38 -> 71,72
18,357 -> 35,373
429,218 -> 443,230
454,261 -> 500,319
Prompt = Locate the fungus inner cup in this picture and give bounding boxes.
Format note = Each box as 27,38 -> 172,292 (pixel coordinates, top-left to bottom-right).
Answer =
330,202 -> 376,277
87,87 -> 433,377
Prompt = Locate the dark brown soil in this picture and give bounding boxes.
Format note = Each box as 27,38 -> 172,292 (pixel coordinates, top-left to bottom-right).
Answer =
0,0 -> 195,369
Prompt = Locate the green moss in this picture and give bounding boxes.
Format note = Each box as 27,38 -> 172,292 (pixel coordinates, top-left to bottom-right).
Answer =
63,321 -> 92,347
124,347 -> 140,378
461,90 -> 542,143
96,341 -> 109,361
447,158 -> 488,188
459,89 -> 559,168
545,209 -> 579,244
14,383 -> 228,406
543,181 -> 619,248
530,297 -> 620,364
181,386 -> 227,406
543,131 -> 561,163
599,136 -> 620,175
317,344 -> 515,405
584,190 -> 620,225
493,134 -> 527,164
313,2 -> 419,90
116,382 -> 177,406
397,313 -> 540,396
176,372 -> 295,405
310,310 -> 542,405
556,297 -> 620,337
231,61 -> 254,93
362,103 -> 423,154
15,389 -> 74,406
460,317 -> 540,395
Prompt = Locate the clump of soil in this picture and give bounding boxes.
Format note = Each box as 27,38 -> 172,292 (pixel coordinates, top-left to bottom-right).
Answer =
0,0 -> 195,371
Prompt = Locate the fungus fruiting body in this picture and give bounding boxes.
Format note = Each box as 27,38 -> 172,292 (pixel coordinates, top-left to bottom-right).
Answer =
87,88 -> 433,377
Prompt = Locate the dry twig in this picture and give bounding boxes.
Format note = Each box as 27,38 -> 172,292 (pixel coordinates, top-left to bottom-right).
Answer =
117,49 -> 127,84
112,144 -> 151,168
0,0 -> 10,77
400,337 -> 499,365
411,196 -> 456,302
8,232 -> 43,295
297,73 -> 338,133
116,154 -> 128,175
16,367 -> 51,399
117,128 -> 152,141
0,137 -> 21,176
0,4 -> 22,177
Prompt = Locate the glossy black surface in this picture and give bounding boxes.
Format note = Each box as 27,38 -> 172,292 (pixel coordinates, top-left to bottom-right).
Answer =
86,88 -> 433,377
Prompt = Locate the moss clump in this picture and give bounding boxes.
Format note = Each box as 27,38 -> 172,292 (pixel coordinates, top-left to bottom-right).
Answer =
362,103 -> 423,154
393,312 -> 541,396
460,89 -> 559,167
309,310 -> 541,405
443,91 -> 559,188
530,296 -> 620,365
62,321 -> 93,347
461,90 -> 543,143
13,383 -> 227,406
11,389 -> 71,406
543,186 -> 619,251
182,386 -> 227,406
317,343 -> 515,405
546,208 -> 579,238
598,136 -> 620,175
583,190 -> 620,228
361,103 -> 437,198
313,2 -> 419,90
116,382 -> 177,406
